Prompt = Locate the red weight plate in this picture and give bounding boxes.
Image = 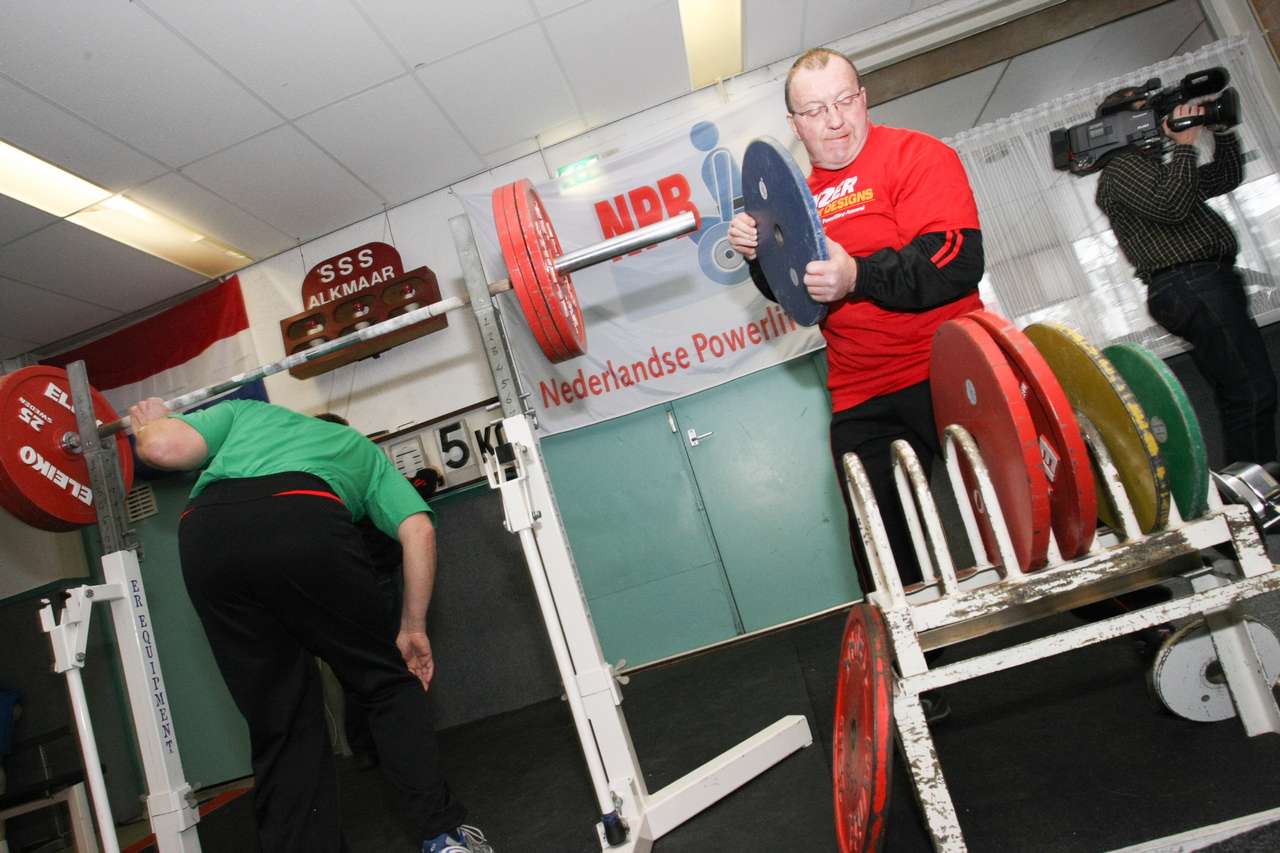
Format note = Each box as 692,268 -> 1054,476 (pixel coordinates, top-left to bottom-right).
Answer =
0,447 -> 57,529
493,182 -> 566,361
966,310 -> 1096,559
0,366 -> 134,531
512,178 -> 587,360
931,317 -> 1051,572
834,602 -> 894,853
0,369 -> 86,531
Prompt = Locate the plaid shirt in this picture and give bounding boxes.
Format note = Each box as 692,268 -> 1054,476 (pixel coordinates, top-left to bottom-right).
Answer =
1095,131 -> 1242,283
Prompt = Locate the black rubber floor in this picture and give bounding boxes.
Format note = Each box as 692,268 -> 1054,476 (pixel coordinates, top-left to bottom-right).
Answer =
179,608 -> 1280,852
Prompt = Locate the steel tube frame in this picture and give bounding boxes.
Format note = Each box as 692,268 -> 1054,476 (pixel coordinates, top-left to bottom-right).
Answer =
450,212 -> 813,850
844,423 -> 1280,852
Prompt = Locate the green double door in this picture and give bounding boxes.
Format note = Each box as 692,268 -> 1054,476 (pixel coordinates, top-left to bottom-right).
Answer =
542,356 -> 860,667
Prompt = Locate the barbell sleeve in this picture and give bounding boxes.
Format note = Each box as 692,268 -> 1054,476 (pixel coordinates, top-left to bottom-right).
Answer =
97,211 -> 698,437
97,295 -> 471,438
554,210 -> 697,275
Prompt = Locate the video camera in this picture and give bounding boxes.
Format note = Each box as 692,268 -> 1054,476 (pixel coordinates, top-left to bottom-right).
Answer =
1050,67 -> 1240,176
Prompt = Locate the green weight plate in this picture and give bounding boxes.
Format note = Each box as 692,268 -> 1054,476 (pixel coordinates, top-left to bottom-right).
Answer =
1024,323 -> 1170,534
1102,342 -> 1209,520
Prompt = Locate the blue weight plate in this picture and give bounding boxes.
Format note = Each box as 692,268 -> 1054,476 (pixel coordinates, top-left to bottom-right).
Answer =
742,136 -> 828,327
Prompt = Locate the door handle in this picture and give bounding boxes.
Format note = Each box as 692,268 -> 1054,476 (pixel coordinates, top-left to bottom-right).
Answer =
687,427 -> 714,447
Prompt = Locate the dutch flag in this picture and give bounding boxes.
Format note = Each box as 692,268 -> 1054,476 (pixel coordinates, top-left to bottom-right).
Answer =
44,276 -> 267,475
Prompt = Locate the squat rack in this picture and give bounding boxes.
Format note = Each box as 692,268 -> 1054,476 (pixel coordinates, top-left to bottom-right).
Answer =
29,211 -> 815,853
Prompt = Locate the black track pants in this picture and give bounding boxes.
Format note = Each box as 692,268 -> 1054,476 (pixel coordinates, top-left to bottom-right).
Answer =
179,473 -> 465,852
830,381 -> 941,593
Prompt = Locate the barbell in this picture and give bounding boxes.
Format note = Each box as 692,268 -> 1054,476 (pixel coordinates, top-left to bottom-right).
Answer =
0,180 -> 698,531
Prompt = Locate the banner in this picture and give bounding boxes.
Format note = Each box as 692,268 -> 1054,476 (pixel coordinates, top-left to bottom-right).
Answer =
45,276 -> 267,437
462,85 -> 825,434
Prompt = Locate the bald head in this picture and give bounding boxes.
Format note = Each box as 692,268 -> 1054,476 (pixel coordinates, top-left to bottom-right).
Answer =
785,48 -> 860,114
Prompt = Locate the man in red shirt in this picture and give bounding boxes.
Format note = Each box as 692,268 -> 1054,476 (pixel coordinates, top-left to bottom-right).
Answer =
729,48 -> 985,597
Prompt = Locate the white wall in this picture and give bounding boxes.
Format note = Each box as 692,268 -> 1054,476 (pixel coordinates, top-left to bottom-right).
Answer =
0,512 -> 88,599
236,59 -> 791,437
229,0 -> 1087,435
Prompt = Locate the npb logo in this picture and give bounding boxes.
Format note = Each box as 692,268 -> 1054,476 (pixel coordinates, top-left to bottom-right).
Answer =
689,121 -> 749,285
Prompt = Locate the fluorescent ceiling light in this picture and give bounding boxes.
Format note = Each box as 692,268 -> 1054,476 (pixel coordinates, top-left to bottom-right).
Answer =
679,0 -> 743,90
0,138 -> 250,277
0,138 -> 112,216
70,195 -> 250,278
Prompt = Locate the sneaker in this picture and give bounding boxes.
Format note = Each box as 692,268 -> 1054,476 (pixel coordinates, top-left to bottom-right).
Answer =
422,825 -> 494,853
922,691 -> 951,723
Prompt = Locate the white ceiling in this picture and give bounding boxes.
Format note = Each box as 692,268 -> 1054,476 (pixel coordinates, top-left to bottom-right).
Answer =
0,0 -> 1207,361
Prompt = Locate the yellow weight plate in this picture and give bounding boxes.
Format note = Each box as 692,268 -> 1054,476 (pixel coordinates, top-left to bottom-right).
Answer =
1023,322 -> 1170,534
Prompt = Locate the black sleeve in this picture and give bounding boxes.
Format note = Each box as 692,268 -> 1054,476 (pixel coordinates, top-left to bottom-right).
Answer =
747,257 -> 777,303
1199,130 -> 1243,199
853,228 -> 984,312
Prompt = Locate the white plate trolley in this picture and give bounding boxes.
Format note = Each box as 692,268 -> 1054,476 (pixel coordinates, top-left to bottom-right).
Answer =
844,421 -> 1280,852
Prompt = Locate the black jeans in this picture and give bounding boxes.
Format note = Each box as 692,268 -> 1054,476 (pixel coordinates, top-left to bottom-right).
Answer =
1147,261 -> 1278,466
830,380 -> 941,593
179,473 -> 465,852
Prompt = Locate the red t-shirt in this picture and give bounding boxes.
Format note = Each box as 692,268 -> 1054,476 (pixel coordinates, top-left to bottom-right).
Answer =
812,124 -> 982,412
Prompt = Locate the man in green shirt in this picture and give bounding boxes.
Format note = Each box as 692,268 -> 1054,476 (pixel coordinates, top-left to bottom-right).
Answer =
131,398 -> 492,853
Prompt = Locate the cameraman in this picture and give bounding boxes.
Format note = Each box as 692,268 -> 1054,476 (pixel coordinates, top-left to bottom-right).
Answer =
1096,91 -> 1277,466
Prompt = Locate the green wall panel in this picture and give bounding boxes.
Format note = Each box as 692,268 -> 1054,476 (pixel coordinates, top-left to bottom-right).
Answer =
674,359 -> 860,632
542,405 -> 740,665
95,474 -> 251,789
543,356 -> 861,664
584,562 -> 741,667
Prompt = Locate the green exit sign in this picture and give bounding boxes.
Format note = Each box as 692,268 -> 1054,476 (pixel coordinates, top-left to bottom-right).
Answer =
557,156 -> 599,184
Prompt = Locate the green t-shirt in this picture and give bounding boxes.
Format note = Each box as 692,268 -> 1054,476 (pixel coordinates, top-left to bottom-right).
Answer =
174,400 -> 430,540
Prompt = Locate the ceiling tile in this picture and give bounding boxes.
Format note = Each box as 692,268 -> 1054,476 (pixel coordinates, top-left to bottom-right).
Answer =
450,153 -> 545,197
870,63 -> 1007,140
0,276 -> 122,352
906,0 -> 950,13
0,195 -> 58,247
533,0 -> 587,15
803,0 -> 902,48
128,173 -> 297,262
743,0 -> 806,71
180,125 -> 385,242
544,0 -> 690,126
0,335 -> 37,360
0,77 -> 169,192
1182,21 -> 1214,54
417,25 -> 579,154
976,0 -> 1203,126
481,138 -> 543,169
1075,0 -> 1205,81
0,223 -> 204,312
356,0 -> 536,68
296,76 -> 485,207
142,0 -> 404,119
0,2 -> 281,166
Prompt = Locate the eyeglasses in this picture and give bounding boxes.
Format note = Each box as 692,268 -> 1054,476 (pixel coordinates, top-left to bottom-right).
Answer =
792,89 -> 864,121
